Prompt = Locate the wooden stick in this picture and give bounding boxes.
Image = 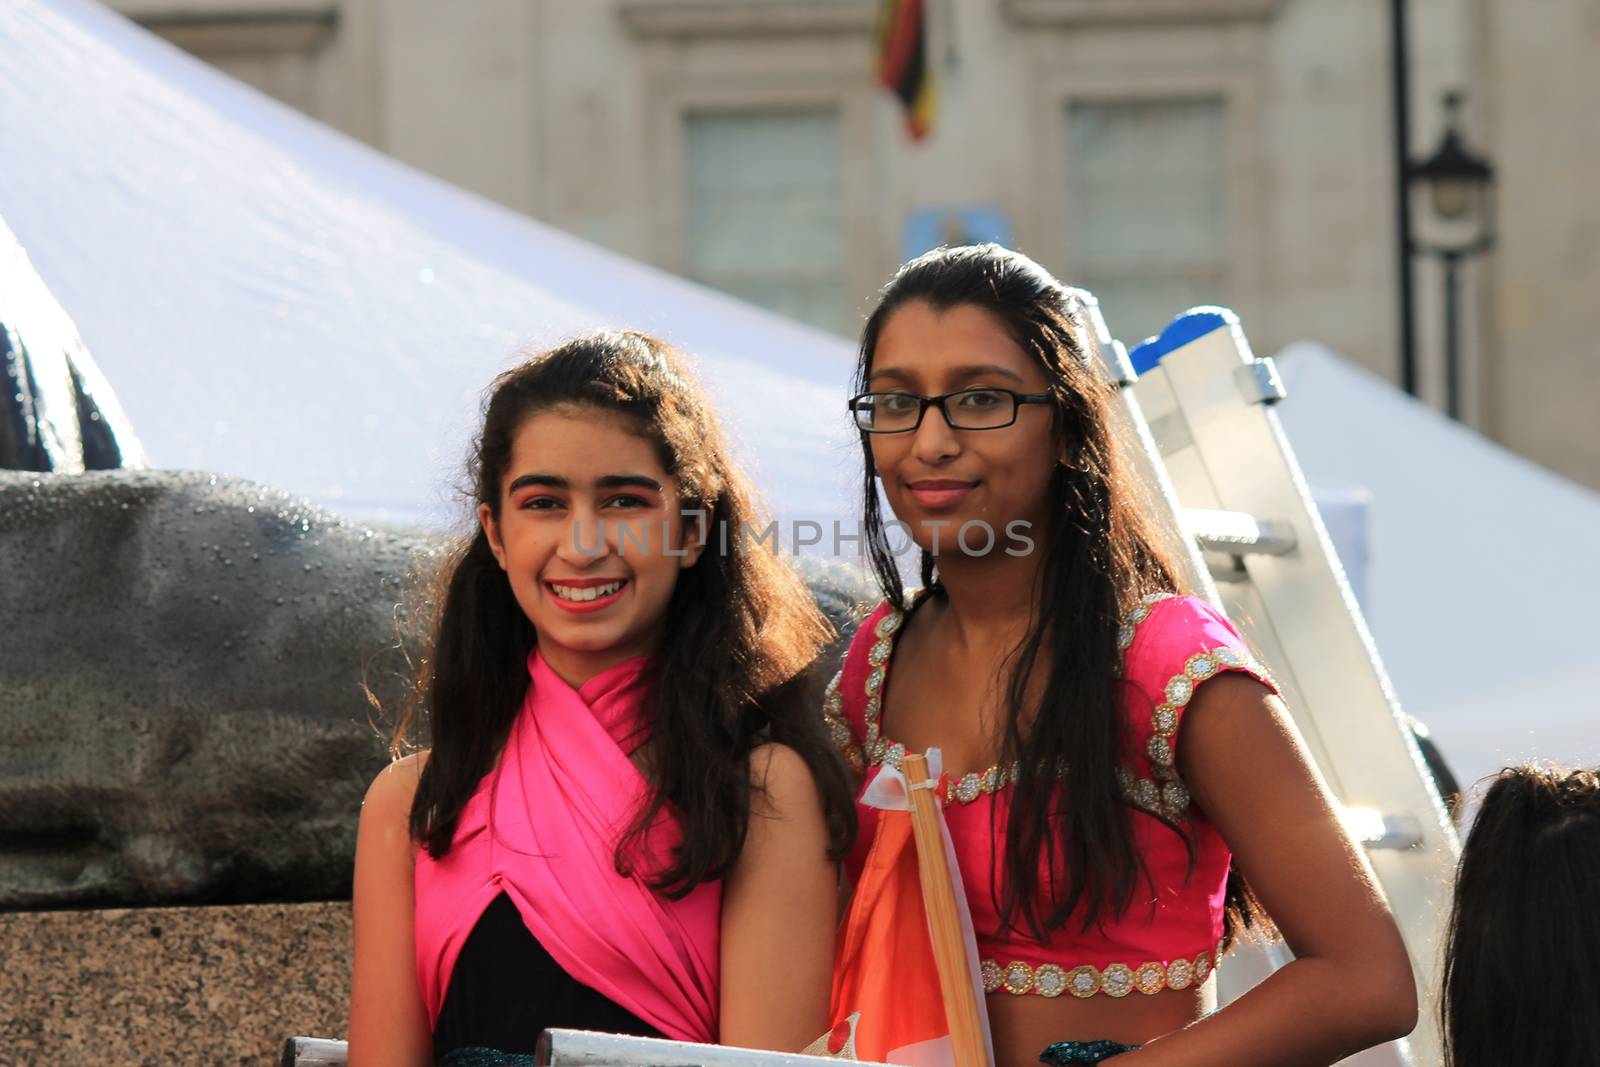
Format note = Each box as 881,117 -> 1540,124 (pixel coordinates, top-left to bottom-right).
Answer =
901,753 -> 991,1067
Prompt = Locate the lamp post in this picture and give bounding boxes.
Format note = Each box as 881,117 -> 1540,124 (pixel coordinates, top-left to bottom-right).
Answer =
1407,92 -> 1496,420
1390,0 -> 1418,397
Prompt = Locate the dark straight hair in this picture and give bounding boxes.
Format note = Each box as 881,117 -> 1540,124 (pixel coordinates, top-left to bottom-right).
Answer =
1441,764 -> 1600,1066
855,244 -> 1266,941
389,329 -> 855,896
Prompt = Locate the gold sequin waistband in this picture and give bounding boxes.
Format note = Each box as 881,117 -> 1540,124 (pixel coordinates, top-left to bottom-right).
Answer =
980,941 -> 1223,999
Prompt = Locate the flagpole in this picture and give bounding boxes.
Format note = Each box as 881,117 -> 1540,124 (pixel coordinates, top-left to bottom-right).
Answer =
901,753 -> 990,1067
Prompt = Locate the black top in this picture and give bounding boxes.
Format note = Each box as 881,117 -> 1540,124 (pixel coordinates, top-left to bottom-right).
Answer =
431,891 -> 663,1062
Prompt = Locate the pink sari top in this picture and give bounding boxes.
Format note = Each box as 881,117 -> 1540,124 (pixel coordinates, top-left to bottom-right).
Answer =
824,593 -> 1280,1000
414,649 -> 720,1042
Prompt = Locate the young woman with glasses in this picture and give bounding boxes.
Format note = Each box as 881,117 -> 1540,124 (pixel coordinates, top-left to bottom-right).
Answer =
825,245 -> 1416,1065
347,331 -> 855,1066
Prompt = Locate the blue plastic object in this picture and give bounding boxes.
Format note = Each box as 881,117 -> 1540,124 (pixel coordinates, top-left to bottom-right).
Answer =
1126,306 -> 1237,377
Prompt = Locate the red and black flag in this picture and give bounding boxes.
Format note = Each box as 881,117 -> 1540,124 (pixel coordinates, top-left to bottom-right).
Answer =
877,0 -> 935,141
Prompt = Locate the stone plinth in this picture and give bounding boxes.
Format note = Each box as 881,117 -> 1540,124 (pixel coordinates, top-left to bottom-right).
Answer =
0,901 -> 351,1066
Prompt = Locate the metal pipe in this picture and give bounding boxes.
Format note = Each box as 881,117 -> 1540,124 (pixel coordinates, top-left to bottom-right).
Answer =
1183,508 -> 1299,557
1442,248 -> 1462,419
538,1029 -> 875,1067
1390,0 -> 1418,397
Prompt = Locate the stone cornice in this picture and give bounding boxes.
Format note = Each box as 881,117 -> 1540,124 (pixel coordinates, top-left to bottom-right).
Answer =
1002,0 -> 1283,28
618,0 -> 876,39
109,0 -> 337,52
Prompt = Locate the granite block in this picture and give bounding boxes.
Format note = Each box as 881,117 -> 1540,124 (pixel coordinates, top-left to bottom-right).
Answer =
0,901 -> 352,1066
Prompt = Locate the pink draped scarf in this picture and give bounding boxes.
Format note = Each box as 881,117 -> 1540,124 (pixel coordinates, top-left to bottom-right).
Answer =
413,649 -> 721,1042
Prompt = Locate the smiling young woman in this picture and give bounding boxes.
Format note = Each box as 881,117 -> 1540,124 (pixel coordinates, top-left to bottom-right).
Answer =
827,246 -> 1417,1067
479,409 -> 703,685
347,331 -> 855,1066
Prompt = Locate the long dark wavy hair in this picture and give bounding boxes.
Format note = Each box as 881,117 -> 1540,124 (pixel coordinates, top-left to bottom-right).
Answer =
856,244 -> 1266,941
389,329 -> 855,896
1440,764 -> 1600,1066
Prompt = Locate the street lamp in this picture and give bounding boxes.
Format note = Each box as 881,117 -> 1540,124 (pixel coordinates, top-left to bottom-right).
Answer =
1407,91 -> 1495,420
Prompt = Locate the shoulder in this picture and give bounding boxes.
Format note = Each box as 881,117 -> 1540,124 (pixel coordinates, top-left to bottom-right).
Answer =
820,600 -> 902,766
354,751 -> 430,891
747,742 -> 825,823
846,600 -> 902,664
1129,592 -> 1236,649
1116,595 -> 1278,820
750,742 -> 821,800
1124,594 -> 1278,698
361,750 -> 430,828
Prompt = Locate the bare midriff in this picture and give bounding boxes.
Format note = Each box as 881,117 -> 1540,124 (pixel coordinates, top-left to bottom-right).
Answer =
985,981 -> 1214,1067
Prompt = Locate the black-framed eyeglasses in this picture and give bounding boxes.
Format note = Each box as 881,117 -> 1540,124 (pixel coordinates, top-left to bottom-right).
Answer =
848,388 -> 1054,434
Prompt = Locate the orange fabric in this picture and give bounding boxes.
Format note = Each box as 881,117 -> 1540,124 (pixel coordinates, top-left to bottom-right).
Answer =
831,805 -> 950,1063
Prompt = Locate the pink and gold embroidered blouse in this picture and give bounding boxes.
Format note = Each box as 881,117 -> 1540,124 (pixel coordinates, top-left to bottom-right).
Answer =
824,592 -> 1278,1000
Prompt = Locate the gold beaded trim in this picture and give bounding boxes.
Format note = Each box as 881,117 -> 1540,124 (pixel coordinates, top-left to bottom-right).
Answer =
821,666 -> 861,771
1117,592 -> 1174,659
1129,643 -> 1278,821
826,593 -> 1182,804
980,941 -> 1222,998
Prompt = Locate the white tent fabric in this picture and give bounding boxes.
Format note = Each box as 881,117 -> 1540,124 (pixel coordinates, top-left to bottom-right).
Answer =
1275,342 -> 1600,792
3,1 -> 1589,793
0,0 -> 860,529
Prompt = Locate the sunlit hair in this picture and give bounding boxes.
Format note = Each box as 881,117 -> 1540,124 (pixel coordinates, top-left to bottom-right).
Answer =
855,244 -> 1269,941
387,329 -> 854,895
1441,763 -> 1600,1065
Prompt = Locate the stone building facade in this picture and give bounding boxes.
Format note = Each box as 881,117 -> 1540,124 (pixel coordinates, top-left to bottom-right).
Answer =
108,0 -> 1599,490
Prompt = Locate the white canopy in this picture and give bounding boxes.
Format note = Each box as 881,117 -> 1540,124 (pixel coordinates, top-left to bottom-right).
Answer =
3,1 -> 1589,793
0,0 -> 860,529
1274,342 -> 1600,792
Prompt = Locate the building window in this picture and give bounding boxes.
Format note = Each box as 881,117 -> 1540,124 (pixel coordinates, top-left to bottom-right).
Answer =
685,110 -> 846,335
1065,97 -> 1229,344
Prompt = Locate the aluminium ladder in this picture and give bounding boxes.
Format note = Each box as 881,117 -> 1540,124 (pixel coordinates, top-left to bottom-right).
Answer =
1076,295 -> 1460,1067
